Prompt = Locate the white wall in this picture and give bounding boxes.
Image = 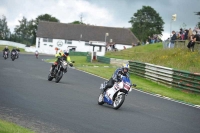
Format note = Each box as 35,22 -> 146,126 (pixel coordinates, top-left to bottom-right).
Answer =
115,44 -> 132,50
36,37 -> 106,55
1,40 -> 133,55
0,40 -> 26,48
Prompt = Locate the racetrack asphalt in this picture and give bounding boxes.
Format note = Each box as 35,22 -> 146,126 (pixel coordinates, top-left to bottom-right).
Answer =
0,53 -> 200,133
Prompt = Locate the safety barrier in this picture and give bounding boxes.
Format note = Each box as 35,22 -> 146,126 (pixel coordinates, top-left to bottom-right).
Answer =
97,56 -> 110,64
129,61 -> 200,93
86,55 -> 91,62
69,52 -> 88,56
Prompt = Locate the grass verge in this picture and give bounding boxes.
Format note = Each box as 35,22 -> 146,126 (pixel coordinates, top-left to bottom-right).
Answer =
77,67 -> 200,105
45,56 -> 113,67
0,119 -> 34,133
44,55 -> 200,105
0,45 -> 25,52
106,43 -> 200,73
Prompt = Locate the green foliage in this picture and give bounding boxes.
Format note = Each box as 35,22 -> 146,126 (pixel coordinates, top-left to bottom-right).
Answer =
0,15 -> 10,40
70,21 -> 85,25
0,45 -> 25,52
129,6 -> 164,42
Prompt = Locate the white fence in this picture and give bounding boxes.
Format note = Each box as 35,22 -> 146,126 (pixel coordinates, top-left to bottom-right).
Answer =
0,40 -> 54,55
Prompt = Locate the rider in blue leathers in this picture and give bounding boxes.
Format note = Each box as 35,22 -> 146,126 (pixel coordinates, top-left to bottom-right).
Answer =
102,64 -> 131,92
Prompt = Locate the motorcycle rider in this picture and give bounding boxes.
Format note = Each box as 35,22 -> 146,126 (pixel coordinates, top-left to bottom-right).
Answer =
10,48 -> 17,57
102,63 -> 130,93
16,47 -> 20,57
16,47 -> 20,52
50,50 -> 73,75
2,46 -> 10,57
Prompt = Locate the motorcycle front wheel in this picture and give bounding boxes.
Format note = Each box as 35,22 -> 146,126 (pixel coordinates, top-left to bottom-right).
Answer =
98,93 -> 104,105
48,73 -> 53,81
113,94 -> 125,110
55,71 -> 63,83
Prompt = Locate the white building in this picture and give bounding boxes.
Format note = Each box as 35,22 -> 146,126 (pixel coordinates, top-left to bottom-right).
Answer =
36,21 -> 138,56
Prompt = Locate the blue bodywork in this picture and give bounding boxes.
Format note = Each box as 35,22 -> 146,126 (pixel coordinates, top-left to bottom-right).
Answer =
121,76 -> 131,85
103,93 -> 113,105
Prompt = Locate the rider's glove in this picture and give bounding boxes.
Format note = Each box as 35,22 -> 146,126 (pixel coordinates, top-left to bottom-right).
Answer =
69,63 -> 73,67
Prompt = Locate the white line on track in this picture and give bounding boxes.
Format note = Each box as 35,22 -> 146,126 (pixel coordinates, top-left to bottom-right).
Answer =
74,68 -> 200,110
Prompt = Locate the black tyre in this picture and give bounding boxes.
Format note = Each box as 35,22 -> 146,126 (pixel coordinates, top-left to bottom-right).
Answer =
48,73 -> 53,81
113,94 -> 125,110
98,93 -> 104,105
55,71 -> 63,83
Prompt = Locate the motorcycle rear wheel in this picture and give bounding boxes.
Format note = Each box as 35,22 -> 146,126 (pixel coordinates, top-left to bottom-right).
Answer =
113,94 -> 125,110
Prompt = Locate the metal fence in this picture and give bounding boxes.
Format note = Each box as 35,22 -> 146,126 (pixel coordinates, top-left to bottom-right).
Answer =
163,40 -> 200,51
129,61 -> 200,93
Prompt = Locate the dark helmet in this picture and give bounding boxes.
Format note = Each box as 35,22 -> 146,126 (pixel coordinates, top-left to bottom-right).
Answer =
64,50 -> 69,56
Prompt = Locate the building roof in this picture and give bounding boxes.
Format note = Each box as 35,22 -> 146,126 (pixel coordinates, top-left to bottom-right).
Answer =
36,21 -> 138,45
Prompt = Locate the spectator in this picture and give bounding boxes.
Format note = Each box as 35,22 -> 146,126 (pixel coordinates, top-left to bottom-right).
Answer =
148,36 -> 151,44
169,31 -> 177,48
188,28 -> 193,40
146,40 -> 149,45
184,29 -> 189,40
187,31 -> 198,52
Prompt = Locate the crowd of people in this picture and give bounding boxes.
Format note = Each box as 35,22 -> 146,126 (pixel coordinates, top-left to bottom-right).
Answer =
165,27 -> 200,51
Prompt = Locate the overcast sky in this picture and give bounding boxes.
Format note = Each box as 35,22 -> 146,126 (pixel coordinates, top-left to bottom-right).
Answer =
0,0 -> 199,40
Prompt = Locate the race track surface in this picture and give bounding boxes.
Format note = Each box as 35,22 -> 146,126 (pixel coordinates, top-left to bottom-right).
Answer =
0,53 -> 200,133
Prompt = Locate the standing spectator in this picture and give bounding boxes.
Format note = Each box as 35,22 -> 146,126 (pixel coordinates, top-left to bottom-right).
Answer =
187,31 -> 198,52
146,40 -> 149,45
169,31 -> 177,48
148,36 -> 151,44
188,28 -> 193,40
184,29 -> 188,40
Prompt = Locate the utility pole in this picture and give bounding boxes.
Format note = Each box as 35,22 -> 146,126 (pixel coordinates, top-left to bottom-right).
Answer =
80,13 -> 83,24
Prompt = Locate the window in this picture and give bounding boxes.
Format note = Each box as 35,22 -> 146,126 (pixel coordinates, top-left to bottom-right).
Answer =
43,38 -> 47,42
85,42 -> 89,45
65,40 -> 72,44
48,38 -> 53,42
43,38 -> 53,43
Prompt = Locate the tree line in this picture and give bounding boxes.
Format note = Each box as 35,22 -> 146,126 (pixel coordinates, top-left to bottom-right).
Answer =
0,14 -> 59,46
0,6 -> 199,46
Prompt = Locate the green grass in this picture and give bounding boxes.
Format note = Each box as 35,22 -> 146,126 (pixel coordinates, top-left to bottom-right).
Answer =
46,56 -> 113,67
77,67 -> 200,105
0,119 -> 34,133
44,54 -> 200,105
106,43 -> 200,73
0,45 -> 25,52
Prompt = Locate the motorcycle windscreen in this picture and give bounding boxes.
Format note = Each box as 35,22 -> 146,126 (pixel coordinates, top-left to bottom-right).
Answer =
121,76 -> 131,83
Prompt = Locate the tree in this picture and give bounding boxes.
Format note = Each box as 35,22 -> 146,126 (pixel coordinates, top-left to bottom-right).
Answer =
129,6 -> 165,42
70,21 -> 85,25
0,15 -> 10,40
195,12 -> 200,28
31,14 -> 60,45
